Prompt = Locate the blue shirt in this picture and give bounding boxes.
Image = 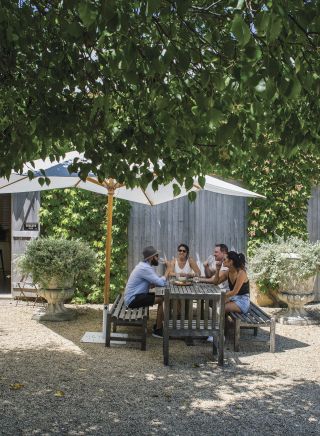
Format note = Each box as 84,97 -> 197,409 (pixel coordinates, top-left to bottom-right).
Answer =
124,261 -> 167,306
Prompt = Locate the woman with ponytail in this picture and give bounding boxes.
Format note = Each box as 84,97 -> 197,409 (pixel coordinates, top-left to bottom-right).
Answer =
201,250 -> 250,314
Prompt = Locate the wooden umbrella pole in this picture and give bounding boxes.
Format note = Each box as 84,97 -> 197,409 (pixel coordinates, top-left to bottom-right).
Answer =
104,187 -> 114,305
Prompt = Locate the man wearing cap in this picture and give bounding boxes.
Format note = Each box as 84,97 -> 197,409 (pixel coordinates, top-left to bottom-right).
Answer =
124,245 -> 169,338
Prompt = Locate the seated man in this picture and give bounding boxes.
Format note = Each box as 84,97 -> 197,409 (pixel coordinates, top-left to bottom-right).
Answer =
203,243 -> 229,291
124,246 -> 169,338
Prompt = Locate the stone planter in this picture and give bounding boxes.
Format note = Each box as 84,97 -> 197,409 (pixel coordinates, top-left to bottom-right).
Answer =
32,288 -> 77,322
276,253 -> 318,325
250,281 -> 275,307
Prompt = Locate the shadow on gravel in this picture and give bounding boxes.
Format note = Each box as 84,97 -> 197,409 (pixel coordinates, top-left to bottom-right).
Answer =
39,306 -> 310,361
224,327 -> 309,355
1,343 -> 319,436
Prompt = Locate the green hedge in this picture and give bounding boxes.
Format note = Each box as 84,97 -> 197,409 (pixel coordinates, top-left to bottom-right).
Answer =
40,189 -> 131,303
227,150 -> 320,256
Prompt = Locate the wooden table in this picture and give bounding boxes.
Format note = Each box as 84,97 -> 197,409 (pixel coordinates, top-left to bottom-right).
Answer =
155,282 -> 222,297
156,282 -> 226,366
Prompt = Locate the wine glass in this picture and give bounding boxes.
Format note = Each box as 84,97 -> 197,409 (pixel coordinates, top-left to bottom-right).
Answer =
193,275 -> 200,289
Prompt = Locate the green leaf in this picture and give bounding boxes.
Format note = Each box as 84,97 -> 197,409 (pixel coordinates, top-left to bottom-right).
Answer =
185,176 -> 194,191
231,14 -> 251,47
268,15 -> 282,42
286,78 -> 302,99
66,22 -> 82,37
173,183 -> 181,197
146,0 -> 160,16
78,2 -> 98,27
222,40 -> 235,58
264,79 -> 276,100
177,51 -> 191,71
255,12 -> 270,35
152,179 -> 158,191
188,191 -> 197,202
208,108 -> 224,127
176,0 -> 192,16
198,175 -> 206,189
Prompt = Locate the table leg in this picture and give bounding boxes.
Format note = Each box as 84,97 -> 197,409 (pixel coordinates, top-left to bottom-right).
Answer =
0,249 -> 5,279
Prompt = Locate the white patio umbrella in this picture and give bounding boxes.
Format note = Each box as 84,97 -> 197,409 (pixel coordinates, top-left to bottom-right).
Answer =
0,151 -> 264,307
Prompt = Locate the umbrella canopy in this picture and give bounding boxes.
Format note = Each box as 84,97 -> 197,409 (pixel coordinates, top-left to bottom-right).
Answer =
0,151 -> 264,303
0,151 -> 264,200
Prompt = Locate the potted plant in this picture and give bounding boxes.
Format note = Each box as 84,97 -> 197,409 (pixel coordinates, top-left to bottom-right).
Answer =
19,237 -> 96,321
249,237 -> 320,324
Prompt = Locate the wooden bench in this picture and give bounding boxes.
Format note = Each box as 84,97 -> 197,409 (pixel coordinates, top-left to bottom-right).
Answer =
105,294 -> 149,351
163,287 -> 226,366
228,302 -> 276,352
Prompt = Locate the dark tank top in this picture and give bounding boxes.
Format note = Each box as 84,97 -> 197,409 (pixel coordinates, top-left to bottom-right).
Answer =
228,275 -> 250,295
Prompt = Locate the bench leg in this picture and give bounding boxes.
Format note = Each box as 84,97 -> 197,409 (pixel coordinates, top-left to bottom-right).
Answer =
253,327 -> 258,336
212,334 -> 218,358
270,317 -> 276,353
234,319 -> 240,352
105,312 -> 112,348
217,311 -> 225,367
141,318 -> 147,351
163,331 -> 169,365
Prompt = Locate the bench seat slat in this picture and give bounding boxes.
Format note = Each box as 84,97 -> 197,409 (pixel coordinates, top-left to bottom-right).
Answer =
228,302 -> 275,353
112,295 -> 124,318
249,304 -> 270,322
106,294 -> 149,351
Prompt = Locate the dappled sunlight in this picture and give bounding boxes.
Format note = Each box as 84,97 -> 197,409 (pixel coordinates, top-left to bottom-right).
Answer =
0,304 -> 86,355
2,301 -> 320,434
1,329 -> 86,355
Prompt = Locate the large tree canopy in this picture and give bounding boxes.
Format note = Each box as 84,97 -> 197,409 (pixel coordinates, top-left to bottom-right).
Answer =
1,0 -> 319,191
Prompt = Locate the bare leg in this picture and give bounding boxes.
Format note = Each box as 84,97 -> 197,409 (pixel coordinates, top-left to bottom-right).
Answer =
155,296 -> 164,329
225,301 -> 242,313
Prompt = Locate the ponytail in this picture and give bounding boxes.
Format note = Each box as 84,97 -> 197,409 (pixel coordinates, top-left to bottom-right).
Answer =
227,251 -> 246,269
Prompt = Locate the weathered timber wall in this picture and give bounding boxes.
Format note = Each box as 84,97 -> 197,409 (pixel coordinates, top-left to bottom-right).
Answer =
128,190 -> 247,275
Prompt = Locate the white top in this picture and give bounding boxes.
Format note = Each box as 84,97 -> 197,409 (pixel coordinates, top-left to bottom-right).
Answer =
174,259 -> 193,275
208,259 -> 229,291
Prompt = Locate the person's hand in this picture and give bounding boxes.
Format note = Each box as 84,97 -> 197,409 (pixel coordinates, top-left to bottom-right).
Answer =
203,260 -> 209,267
216,261 -> 222,270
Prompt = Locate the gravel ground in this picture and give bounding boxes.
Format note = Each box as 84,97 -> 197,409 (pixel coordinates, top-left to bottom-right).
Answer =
1,299 -> 320,436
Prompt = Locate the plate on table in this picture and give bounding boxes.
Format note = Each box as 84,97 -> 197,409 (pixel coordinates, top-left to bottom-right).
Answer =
173,280 -> 193,286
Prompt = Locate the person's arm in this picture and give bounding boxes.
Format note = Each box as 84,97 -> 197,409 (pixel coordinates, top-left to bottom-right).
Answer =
226,270 -> 247,298
166,258 -> 176,277
141,264 -> 168,287
163,264 -> 171,280
203,259 -> 214,278
188,257 -> 201,277
200,262 -> 227,284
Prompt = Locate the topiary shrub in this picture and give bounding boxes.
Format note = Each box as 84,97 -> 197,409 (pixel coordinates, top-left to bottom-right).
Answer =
19,237 -> 96,289
249,236 -> 320,294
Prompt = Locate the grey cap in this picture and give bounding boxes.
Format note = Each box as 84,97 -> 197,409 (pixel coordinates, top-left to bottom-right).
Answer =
143,246 -> 160,261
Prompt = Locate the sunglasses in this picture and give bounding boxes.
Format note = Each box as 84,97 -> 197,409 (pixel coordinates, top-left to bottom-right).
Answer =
178,249 -> 187,253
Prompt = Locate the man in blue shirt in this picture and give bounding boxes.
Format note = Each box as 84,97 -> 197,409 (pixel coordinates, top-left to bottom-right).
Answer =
124,246 -> 169,338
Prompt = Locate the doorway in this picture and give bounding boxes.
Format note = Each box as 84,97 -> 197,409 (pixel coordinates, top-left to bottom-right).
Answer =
0,194 -> 11,293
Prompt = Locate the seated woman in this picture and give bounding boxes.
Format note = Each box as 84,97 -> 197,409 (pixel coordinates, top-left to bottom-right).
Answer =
167,243 -> 201,279
201,250 -> 250,314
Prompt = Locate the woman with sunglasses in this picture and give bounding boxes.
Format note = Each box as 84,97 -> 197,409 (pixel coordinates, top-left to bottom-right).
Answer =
168,243 -> 201,279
